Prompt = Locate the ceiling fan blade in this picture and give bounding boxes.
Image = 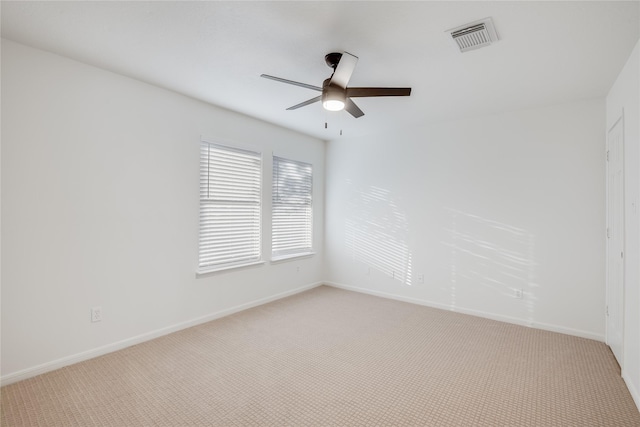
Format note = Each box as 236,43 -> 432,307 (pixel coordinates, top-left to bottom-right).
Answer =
286,96 -> 322,110
329,52 -> 358,89
346,87 -> 412,97
260,74 -> 322,92
345,98 -> 364,118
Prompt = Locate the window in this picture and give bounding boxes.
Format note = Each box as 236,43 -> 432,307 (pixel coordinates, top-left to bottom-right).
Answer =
198,141 -> 262,272
272,156 -> 313,260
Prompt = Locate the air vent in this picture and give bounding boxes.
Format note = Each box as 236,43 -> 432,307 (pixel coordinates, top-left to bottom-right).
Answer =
447,18 -> 498,53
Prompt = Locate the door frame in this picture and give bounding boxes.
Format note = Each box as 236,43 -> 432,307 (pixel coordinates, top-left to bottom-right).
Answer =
606,111 -> 625,367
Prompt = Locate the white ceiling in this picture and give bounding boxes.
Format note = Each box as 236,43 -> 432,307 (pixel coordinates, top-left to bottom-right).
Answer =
2,1 -> 638,140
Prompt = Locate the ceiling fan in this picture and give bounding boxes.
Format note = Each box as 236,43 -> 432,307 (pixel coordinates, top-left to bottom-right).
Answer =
261,52 -> 411,118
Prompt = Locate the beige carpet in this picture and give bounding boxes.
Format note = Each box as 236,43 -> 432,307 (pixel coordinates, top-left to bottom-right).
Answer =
2,285 -> 639,426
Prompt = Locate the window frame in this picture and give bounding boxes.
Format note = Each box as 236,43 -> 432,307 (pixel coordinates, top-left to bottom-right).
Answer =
271,155 -> 314,261
197,139 -> 263,274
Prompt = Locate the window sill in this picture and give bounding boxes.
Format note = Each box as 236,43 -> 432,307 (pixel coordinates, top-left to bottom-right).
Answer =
271,252 -> 316,263
196,260 -> 265,277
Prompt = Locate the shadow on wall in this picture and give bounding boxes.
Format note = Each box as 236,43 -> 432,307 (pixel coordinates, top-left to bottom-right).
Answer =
340,182 -> 537,320
442,208 -> 538,320
344,182 -> 413,285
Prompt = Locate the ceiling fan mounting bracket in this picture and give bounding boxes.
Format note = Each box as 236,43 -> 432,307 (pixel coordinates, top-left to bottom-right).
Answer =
324,52 -> 343,69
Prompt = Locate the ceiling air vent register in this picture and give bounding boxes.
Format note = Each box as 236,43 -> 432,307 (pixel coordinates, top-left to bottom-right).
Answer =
448,18 -> 498,53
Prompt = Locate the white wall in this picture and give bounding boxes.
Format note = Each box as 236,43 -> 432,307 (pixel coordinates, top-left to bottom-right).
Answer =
1,40 -> 325,383
325,99 -> 606,341
607,39 -> 640,410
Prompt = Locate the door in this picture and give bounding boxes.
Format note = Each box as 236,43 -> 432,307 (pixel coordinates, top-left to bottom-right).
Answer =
606,114 -> 624,366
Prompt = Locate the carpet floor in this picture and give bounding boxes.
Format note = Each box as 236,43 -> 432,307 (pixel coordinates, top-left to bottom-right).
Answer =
2,285 -> 639,426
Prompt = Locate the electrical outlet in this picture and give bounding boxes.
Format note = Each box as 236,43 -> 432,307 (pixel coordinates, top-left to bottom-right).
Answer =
513,289 -> 523,299
296,266 -> 300,273
91,306 -> 102,323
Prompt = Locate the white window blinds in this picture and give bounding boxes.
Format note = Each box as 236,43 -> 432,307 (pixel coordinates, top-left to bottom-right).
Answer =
272,156 -> 313,259
199,141 -> 262,272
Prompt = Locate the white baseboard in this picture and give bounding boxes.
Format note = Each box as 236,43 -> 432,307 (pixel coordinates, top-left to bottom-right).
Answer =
623,371 -> 640,412
1,281 -> 323,386
324,281 -> 605,342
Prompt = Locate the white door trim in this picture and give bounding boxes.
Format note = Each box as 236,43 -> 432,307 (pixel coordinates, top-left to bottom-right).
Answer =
606,112 -> 625,367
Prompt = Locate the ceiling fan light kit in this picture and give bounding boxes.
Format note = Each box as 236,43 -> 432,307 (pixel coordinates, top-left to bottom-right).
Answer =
261,51 -> 411,118
322,80 -> 346,111
322,98 -> 345,112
